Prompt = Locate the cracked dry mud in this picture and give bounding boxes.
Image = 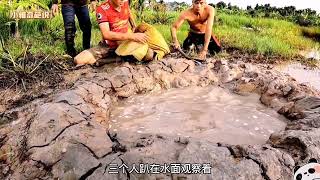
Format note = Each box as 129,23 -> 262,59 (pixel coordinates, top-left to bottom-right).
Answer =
0,57 -> 320,180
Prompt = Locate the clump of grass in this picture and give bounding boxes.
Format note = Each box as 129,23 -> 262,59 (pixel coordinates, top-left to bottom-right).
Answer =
0,39 -> 48,76
0,39 -> 67,91
137,10 -> 178,25
0,12 -> 12,41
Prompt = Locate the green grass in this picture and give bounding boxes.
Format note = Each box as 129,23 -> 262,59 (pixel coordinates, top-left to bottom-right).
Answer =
213,13 -> 319,57
1,10 -> 320,59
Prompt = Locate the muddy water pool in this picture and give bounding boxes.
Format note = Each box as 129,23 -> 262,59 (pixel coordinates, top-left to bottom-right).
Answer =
109,86 -> 287,145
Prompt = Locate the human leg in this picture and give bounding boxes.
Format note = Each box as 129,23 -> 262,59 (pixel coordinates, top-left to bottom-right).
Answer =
76,5 -> 92,50
62,5 -> 77,57
74,42 -> 114,65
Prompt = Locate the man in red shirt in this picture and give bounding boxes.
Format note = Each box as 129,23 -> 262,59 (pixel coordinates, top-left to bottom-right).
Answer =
74,0 -> 148,65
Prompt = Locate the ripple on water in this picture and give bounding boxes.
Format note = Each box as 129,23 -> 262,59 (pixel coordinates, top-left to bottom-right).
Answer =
109,86 -> 287,145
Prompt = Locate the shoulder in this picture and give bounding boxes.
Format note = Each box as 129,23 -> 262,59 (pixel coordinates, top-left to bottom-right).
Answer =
206,5 -> 215,14
96,1 -> 111,22
97,1 -> 111,12
180,8 -> 192,19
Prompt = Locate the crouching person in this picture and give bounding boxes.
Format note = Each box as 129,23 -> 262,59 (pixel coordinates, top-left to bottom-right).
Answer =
171,0 -> 222,60
74,0 -> 149,66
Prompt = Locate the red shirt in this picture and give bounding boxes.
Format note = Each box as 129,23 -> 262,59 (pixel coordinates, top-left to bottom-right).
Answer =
96,0 -> 130,48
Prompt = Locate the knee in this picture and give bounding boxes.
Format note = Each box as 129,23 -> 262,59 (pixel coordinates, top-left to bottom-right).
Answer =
65,23 -> 76,36
73,54 -> 84,65
182,39 -> 193,51
209,43 -> 222,55
74,50 -> 96,65
64,20 -> 75,29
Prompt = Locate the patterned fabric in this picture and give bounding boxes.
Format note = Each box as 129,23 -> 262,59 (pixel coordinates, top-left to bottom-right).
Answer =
96,0 -> 130,48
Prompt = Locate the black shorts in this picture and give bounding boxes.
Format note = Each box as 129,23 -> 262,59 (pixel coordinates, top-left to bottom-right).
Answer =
182,31 -> 222,55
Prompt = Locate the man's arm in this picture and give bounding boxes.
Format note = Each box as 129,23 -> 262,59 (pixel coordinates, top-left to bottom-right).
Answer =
204,7 -> 215,50
200,6 -> 215,59
128,9 -> 136,31
171,12 -> 186,49
99,22 -> 147,43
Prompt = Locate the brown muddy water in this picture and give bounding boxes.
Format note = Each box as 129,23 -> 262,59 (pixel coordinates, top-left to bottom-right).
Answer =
109,86 -> 287,145
277,63 -> 320,91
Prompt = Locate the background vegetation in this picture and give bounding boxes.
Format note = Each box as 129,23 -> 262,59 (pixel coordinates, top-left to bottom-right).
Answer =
213,1 -> 320,27
0,0 -> 319,60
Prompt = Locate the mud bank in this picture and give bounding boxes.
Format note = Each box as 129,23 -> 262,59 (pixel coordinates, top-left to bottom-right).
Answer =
0,57 -> 320,180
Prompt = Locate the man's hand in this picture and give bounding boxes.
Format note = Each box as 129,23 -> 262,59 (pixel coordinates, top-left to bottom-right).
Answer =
90,1 -> 97,12
198,49 -> 207,60
173,41 -> 181,50
51,4 -> 59,16
131,33 -> 148,43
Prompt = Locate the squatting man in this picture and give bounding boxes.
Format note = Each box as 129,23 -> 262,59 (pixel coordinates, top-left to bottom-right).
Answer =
171,0 -> 221,60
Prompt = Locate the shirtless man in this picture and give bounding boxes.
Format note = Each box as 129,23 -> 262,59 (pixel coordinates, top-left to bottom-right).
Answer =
171,0 -> 221,60
74,0 -> 148,65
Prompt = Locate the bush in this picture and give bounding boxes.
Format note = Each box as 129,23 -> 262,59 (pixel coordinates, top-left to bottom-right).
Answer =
138,10 -> 177,25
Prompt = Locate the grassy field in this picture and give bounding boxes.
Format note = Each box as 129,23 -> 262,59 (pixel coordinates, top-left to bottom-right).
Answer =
1,10 -> 320,59
215,13 -> 319,56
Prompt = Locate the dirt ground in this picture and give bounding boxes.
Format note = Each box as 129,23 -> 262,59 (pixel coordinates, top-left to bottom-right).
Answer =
0,48 -> 315,115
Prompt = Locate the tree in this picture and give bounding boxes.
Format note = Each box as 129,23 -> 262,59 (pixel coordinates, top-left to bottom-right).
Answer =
283,6 -> 296,16
254,4 -> 262,11
227,3 -> 232,10
174,2 -> 188,12
153,0 -> 166,12
216,1 -> 226,9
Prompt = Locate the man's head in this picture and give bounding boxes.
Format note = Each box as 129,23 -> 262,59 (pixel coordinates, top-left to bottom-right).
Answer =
192,0 -> 206,13
110,0 -> 125,7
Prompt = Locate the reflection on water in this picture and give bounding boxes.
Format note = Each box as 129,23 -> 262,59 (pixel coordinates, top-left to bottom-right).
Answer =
109,86 -> 286,145
277,63 -> 320,90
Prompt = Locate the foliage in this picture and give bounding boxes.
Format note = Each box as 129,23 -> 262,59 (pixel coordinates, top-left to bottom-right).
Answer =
136,9 -> 177,25
0,0 -> 319,61
214,13 -> 319,56
214,1 -> 320,27
0,39 -> 48,77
